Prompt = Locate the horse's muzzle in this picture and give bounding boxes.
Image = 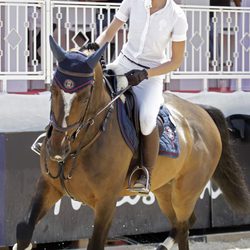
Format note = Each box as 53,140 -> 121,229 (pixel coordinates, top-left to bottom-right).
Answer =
46,138 -> 71,162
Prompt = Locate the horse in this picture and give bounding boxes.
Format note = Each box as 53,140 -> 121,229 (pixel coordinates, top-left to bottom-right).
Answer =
13,36 -> 250,250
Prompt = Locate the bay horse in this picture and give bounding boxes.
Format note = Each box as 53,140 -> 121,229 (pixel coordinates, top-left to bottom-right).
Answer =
13,36 -> 250,250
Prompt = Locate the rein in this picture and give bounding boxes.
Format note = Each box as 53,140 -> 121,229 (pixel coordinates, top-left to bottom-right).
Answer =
89,85 -> 131,120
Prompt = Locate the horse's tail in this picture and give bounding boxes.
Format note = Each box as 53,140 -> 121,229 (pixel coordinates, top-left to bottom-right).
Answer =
200,105 -> 250,214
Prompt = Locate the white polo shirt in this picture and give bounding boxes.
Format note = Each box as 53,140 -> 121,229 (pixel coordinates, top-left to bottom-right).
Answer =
115,0 -> 188,67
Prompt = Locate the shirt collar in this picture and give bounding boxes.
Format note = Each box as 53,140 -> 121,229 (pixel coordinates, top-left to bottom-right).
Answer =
144,0 -> 171,11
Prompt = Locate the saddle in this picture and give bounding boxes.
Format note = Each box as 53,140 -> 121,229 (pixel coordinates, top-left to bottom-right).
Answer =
105,69 -> 164,135
122,89 -> 164,137
104,70 -> 179,157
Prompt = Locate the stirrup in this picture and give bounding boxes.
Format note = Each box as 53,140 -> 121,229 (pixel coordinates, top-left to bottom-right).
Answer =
31,132 -> 46,155
127,166 -> 150,195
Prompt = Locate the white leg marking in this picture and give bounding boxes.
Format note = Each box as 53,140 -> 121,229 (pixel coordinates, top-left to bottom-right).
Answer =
13,243 -> 32,250
158,237 -> 175,250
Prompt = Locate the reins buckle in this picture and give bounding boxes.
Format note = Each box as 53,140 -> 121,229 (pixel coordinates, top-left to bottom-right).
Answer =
88,118 -> 95,126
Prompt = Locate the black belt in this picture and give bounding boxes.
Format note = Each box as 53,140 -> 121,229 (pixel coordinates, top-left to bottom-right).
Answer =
121,52 -> 150,69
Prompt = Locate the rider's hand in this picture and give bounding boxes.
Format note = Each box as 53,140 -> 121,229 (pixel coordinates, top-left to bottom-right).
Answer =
125,69 -> 149,86
86,42 -> 100,51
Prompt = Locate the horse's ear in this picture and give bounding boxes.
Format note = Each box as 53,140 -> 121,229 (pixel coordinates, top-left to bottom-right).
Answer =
86,43 -> 108,70
49,35 -> 66,62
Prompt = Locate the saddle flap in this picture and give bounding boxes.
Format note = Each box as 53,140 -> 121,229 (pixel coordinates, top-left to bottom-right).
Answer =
124,89 -> 140,135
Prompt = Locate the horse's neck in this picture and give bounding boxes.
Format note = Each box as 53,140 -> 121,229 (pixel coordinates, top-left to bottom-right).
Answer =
91,65 -> 120,131
90,66 -> 111,113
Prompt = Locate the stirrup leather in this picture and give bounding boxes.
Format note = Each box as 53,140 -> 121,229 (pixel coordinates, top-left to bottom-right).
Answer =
127,166 -> 150,194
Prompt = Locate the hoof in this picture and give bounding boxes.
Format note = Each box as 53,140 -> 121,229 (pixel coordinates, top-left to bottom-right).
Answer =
13,243 -> 32,250
155,245 -> 168,250
156,237 -> 175,250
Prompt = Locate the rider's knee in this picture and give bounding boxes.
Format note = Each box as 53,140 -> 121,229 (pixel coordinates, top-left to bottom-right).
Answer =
140,116 -> 156,135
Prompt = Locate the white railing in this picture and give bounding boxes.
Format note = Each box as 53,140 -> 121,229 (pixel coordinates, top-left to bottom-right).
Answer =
0,0 -> 46,78
177,5 -> 250,78
0,1 -> 249,92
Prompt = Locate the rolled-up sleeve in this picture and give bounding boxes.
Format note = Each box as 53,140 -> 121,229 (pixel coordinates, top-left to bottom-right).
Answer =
115,0 -> 131,22
172,11 -> 188,42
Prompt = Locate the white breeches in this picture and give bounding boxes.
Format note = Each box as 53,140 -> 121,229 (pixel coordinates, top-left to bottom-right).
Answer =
108,54 -> 164,135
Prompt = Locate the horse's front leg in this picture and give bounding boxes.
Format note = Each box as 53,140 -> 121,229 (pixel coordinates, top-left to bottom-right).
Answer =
13,176 -> 62,250
87,198 -> 117,250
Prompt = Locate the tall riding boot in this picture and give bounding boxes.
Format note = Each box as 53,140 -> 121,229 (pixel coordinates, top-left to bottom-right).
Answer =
132,127 -> 159,194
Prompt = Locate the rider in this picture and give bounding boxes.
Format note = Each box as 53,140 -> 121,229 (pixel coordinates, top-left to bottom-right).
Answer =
88,0 -> 188,194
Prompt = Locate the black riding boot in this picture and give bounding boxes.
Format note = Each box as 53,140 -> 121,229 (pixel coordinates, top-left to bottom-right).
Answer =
132,127 -> 159,194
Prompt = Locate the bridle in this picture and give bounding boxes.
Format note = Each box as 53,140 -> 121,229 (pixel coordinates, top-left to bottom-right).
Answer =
49,80 -> 95,143
45,59 -> 130,200
49,77 -> 130,146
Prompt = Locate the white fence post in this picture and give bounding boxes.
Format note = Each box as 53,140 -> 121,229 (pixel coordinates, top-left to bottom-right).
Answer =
2,80 -> 7,93
45,0 -> 52,86
237,78 -> 243,91
203,78 -> 208,92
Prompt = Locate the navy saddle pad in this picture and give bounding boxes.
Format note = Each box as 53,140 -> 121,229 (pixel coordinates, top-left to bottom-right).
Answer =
117,100 -> 180,158
158,106 -> 180,158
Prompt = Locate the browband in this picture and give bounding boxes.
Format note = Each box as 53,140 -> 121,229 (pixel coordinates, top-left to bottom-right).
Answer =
58,66 -> 94,78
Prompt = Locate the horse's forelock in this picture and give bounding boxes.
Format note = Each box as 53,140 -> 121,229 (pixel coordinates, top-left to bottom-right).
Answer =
70,48 -> 92,57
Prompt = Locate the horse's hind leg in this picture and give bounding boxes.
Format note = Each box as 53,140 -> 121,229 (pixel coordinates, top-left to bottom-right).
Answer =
154,183 -> 197,250
14,176 -> 62,250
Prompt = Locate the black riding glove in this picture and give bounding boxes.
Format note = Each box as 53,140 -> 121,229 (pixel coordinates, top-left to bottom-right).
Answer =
125,69 -> 149,86
86,42 -> 100,51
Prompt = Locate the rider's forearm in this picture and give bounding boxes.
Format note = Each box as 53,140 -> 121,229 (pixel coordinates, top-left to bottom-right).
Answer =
146,59 -> 183,78
95,17 -> 124,47
95,29 -> 114,47
147,40 -> 185,78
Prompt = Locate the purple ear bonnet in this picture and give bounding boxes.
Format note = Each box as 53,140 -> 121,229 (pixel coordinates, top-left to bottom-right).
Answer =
49,36 -> 108,93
